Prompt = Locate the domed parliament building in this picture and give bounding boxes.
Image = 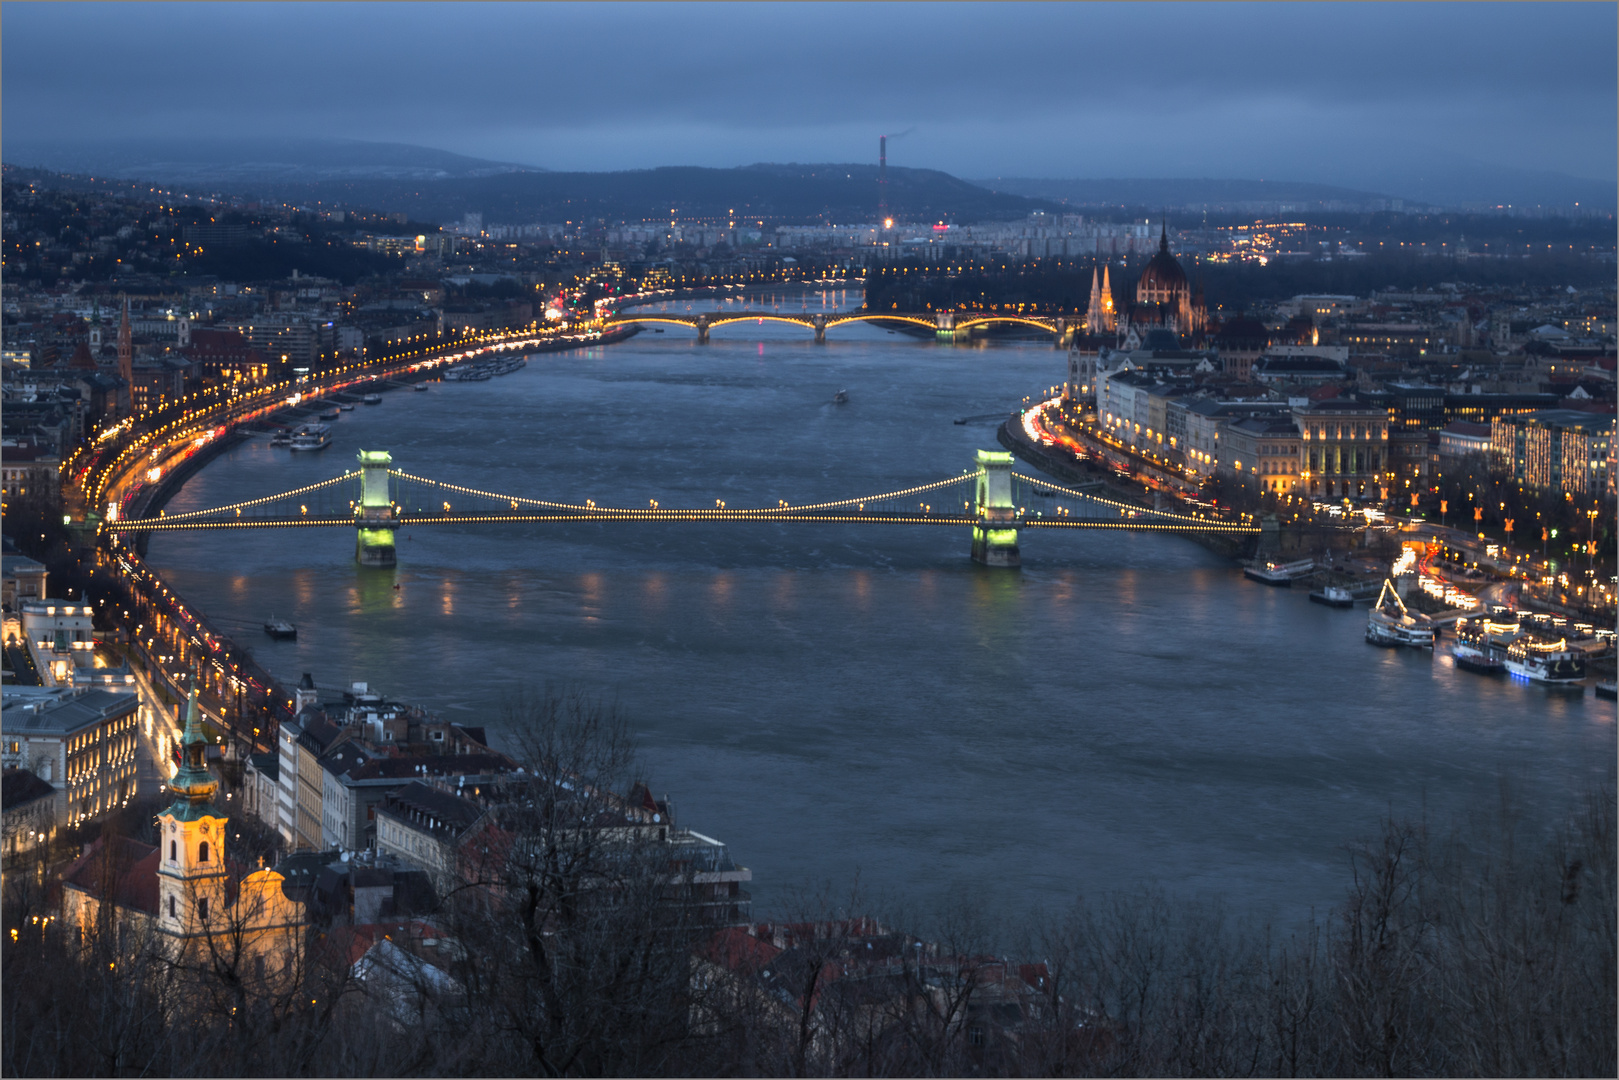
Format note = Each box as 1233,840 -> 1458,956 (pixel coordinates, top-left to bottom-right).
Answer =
1084,222 -> 1207,347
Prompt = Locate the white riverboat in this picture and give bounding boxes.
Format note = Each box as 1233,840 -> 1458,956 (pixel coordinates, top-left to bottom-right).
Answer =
289,424 -> 331,451
1366,579 -> 1435,648
1504,639 -> 1586,685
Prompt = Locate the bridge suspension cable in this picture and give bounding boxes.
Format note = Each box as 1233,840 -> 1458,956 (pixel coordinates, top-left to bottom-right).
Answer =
387,468 -> 984,517
1011,472 -> 1211,525
389,469 -> 597,512
125,471 -> 362,523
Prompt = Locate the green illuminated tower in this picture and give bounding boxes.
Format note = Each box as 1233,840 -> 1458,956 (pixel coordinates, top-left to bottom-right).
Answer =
355,449 -> 397,566
971,449 -> 1020,567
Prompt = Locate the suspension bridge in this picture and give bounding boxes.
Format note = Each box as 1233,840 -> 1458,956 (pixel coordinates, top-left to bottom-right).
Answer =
106,448 -> 1258,568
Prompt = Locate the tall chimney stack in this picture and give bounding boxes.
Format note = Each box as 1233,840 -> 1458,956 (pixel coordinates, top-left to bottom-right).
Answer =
878,135 -> 888,227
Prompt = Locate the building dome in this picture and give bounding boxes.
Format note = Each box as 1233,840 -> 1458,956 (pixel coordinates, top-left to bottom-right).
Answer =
1137,225 -> 1188,296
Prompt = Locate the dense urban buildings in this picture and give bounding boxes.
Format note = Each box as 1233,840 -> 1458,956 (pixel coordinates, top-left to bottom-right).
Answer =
2,130 -> 1614,1080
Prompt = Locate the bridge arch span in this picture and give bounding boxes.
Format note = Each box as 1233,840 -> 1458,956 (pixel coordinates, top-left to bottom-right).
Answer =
609,315 -> 700,331
954,315 -> 1060,332
705,314 -> 817,330
824,314 -> 939,331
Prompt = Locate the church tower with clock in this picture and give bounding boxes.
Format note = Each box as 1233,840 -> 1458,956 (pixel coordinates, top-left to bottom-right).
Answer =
156,680 -> 231,938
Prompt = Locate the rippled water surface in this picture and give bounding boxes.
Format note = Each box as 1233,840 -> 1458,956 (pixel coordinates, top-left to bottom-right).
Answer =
150,302 -> 1616,922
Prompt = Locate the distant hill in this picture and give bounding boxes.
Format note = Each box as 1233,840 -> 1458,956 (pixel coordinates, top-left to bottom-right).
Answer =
1,137 -> 542,185
977,170 -> 1616,214
973,177 -> 1402,212
185,163 -> 1061,226
1347,162 -> 1616,214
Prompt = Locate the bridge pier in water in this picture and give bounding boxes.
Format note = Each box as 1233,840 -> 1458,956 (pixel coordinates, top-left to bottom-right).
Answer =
354,449 -> 398,567
935,311 -> 955,341
970,449 -> 1020,568
696,314 -> 711,344
812,313 -> 827,344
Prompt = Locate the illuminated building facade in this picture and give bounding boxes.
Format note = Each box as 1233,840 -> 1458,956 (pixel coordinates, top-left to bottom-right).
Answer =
1291,400 -> 1390,499
1,685 -> 140,823
1218,415 -> 1303,495
1491,409 -> 1615,496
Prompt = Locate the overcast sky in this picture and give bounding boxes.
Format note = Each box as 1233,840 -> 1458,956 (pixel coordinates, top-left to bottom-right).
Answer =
5,2 -> 1615,190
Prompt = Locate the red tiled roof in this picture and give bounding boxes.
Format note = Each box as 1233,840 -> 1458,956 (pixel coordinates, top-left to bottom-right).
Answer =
318,919 -> 445,968
68,340 -> 98,371
703,926 -> 782,974
61,836 -> 162,915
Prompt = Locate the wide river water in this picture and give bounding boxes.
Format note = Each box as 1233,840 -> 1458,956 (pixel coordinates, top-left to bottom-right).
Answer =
150,291 -> 1616,927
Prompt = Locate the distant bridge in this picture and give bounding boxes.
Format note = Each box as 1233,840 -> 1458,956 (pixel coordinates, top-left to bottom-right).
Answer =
108,448 -> 1257,568
604,309 -> 1080,345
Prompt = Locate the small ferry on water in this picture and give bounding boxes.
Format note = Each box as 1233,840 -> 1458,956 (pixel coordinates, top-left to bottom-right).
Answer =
289,424 -> 331,451
263,616 -> 297,640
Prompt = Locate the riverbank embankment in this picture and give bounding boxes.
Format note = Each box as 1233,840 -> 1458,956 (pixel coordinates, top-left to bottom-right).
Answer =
998,418 -> 1260,561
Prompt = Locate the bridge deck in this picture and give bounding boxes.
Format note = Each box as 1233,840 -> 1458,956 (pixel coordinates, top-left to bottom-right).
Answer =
113,511 -> 1257,533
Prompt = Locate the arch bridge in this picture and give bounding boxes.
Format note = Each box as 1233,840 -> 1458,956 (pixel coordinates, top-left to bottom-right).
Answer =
604,310 -> 1080,346
108,449 -> 1256,568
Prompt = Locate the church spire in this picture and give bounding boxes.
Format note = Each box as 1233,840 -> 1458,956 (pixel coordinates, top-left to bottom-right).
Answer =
169,673 -> 219,811
1159,217 -> 1169,255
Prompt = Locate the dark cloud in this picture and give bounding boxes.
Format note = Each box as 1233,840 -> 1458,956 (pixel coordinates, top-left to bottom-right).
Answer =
4,2 -> 1614,190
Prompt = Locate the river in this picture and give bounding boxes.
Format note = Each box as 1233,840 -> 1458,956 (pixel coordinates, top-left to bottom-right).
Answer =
147,291 -> 1616,927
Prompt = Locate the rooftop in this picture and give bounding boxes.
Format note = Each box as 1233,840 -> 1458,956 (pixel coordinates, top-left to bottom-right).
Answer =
1,686 -> 139,737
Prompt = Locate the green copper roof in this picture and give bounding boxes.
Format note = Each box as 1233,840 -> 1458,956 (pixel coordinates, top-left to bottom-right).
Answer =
181,677 -> 205,750
169,674 -> 219,807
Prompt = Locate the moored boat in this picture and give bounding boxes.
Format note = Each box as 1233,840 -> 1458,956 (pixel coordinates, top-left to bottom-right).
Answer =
269,429 -> 292,447
289,423 -> 331,451
1245,557 -> 1314,586
1366,579 -> 1435,649
1450,614 -> 1520,674
1504,639 -> 1586,685
1595,681 -> 1617,700
1308,585 -> 1355,607
363,393 -> 383,404
319,405 -> 341,420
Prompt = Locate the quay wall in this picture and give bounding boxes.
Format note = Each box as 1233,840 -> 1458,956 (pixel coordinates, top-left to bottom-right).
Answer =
999,417 -> 1378,563
1000,419 -> 1258,561
87,323 -> 647,758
